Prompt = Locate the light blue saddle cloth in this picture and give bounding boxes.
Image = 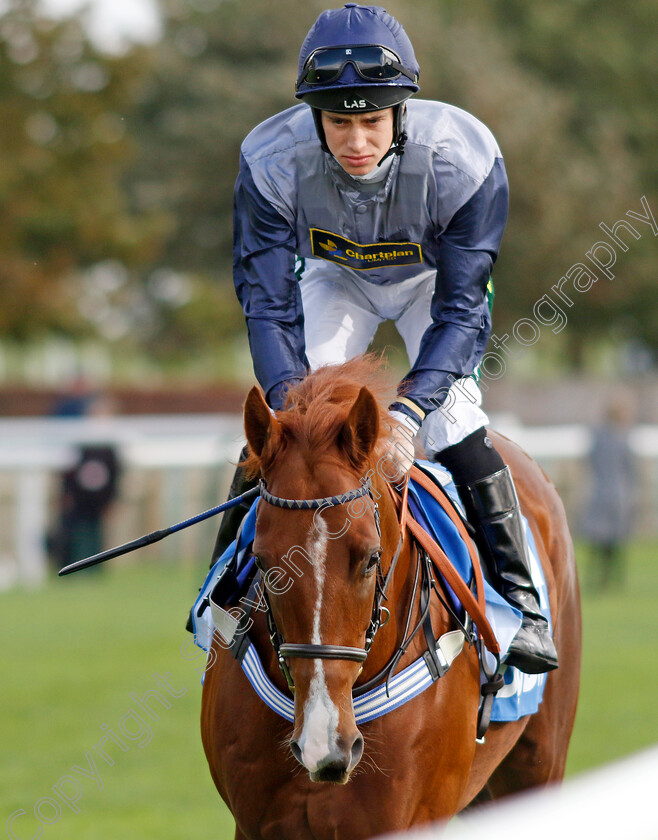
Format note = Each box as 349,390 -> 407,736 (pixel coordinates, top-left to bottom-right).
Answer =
190,461 -> 551,722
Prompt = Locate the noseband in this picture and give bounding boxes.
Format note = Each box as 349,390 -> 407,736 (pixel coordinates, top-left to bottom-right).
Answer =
257,476 -> 398,690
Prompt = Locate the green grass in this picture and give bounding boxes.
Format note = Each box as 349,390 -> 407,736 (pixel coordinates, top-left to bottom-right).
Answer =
1,558 -> 234,840
2,543 -> 657,838
566,539 -> 658,774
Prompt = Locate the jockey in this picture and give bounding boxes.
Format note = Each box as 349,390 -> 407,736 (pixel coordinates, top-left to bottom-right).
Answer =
218,4 -> 557,674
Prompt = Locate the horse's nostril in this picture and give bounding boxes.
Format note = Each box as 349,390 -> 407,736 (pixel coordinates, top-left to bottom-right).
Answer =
290,739 -> 304,766
290,734 -> 363,777
350,734 -> 364,768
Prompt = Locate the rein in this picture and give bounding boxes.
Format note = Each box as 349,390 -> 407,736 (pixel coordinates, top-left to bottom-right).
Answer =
257,475 -> 403,690
406,466 -> 499,655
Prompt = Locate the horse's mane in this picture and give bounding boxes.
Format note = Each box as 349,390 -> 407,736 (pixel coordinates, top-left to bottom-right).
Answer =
243,355 -> 396,477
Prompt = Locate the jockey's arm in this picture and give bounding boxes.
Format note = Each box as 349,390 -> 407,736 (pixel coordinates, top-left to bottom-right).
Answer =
390,158 -> 509,428
233,154 -> 308,410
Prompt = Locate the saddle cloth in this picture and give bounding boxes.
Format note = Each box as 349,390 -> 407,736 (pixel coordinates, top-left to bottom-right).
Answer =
190,461 -> 551,723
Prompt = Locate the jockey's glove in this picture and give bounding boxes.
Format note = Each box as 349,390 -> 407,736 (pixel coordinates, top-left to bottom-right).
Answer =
384,411 -> 421,477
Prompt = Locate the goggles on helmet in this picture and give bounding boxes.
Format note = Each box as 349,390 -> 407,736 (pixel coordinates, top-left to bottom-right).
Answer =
296,45 -> 418,91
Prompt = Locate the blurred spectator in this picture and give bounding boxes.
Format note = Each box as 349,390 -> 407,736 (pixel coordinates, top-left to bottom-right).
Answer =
581,400 -> 637,591
49,375 -> 96,418
47,393 -> 121,571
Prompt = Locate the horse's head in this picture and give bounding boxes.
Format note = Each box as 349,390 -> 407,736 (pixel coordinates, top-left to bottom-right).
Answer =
243,362 -> 397,784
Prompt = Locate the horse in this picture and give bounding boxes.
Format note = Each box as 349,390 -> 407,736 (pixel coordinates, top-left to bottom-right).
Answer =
200,357 -> 581,840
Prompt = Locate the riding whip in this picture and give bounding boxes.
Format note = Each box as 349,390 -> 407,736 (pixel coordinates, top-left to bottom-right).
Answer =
57,486 -> 260,577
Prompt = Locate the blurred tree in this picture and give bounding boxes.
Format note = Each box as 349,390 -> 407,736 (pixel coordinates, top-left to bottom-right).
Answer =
125,0 -> 329,358
458,0 -> 658,360
0,0 -> 165,341
396,0 -> 653,365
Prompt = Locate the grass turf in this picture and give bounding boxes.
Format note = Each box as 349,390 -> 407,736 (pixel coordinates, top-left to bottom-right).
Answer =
2,541 -> 656,838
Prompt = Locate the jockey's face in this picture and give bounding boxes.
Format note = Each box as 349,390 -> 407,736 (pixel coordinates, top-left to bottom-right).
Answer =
321,108 -> 394,176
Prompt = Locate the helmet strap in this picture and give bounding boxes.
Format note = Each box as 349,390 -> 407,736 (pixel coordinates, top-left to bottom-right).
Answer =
311,107 -> 331,154
376,103 -> 407,165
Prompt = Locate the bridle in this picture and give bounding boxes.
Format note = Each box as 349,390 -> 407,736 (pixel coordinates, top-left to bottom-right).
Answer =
257,476 -> 403,691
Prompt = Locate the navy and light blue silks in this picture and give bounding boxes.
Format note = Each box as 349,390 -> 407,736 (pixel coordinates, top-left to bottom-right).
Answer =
233,99 -> 509,415
190,463 -> 549,724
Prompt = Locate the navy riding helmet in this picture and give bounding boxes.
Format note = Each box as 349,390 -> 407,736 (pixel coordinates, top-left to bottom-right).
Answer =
295,4 -> 420,157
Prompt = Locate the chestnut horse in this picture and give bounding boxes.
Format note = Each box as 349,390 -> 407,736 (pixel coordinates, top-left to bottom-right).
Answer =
201,358 -> 581,840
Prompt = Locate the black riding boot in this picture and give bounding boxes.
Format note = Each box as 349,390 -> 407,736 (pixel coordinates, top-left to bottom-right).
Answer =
457,467 -> 558,674
209,446 -> 257,567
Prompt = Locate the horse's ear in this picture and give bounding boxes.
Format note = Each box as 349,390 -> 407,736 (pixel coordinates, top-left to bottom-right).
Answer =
339,386 -> 380,466
244,387 -> 281,458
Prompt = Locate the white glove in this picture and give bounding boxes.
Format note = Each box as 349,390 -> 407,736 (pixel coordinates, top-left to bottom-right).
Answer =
381,411 -> 421,479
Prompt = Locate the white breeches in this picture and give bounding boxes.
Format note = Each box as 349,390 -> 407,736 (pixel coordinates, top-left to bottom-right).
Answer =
299,260 -> 489,456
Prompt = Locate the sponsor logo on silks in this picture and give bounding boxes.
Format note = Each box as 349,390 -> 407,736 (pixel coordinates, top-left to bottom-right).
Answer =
310,228 -> 423,271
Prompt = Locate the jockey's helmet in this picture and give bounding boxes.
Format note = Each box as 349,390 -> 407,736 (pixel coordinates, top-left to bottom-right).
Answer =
295,4 -> 420,155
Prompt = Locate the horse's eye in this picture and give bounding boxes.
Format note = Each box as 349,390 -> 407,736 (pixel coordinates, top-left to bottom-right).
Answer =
253,554 -> 265,571
365,550 -> 381,575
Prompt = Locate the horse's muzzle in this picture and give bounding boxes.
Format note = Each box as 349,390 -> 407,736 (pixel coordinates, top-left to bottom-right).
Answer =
290,733 -> 364,784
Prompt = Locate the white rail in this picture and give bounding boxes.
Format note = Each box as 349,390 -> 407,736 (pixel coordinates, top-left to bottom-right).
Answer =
379,746 -> 658,840
1,415 -> 657,588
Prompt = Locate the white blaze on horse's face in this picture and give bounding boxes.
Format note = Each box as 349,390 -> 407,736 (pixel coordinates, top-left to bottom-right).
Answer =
294,519 -> 339,772
290,516 -> 365,783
